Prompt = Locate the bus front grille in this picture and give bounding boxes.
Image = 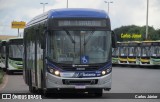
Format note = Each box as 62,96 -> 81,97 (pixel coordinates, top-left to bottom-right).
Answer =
62,79 -> 98,85
56,63 -> 105,71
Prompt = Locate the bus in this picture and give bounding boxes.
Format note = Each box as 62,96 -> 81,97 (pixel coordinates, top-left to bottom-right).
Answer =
150,41 -> 160,66
23,8 -> 117,96
0,40 -> 7,71
118,42 -> 129,65
127,41 -> 141,65
139,41 -> 152,66
6,38 -> 23,74
112,43 -> 119,65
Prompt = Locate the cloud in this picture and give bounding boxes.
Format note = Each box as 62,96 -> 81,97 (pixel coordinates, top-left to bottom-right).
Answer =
0,0 -> 160,36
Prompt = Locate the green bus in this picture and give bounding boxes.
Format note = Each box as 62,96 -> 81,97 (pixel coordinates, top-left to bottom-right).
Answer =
150,41 -> 160,66
0,40 -> 7,71
6,38 -> 23,74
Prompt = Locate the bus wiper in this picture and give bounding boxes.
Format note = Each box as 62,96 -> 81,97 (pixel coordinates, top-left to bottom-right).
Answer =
65,30 -> 75,44
83,31 -> 95,46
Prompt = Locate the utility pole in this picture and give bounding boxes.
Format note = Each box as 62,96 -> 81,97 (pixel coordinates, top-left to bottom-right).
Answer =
146,0 -> 149,40
104,1 -> 113,15
67,0 -> 68,8
40,3 -> 48,13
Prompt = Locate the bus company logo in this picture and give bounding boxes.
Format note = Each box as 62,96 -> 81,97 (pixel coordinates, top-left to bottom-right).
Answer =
73,72 -> 83,78
73,72 -> 96,78
2,94 -> 11,99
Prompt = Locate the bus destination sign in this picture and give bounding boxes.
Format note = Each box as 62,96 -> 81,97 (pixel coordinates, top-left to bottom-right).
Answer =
58,20 -> 106,27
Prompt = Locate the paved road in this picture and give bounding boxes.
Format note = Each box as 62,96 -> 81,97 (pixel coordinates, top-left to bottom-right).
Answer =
0,66 -> 160,102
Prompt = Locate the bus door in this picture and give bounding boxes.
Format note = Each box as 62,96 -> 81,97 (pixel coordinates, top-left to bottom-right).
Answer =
29,30 -> 37,88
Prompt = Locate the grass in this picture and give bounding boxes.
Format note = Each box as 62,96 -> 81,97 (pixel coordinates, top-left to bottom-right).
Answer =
0,68 -> 4,84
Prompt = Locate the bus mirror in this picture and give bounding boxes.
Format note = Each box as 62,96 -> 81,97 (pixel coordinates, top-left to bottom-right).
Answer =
112,31 -> 117,48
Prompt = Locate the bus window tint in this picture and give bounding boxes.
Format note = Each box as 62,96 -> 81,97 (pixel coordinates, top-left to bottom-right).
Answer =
9,45 -> 23,59
141,47 -> 151,56
47,30 -> 111,64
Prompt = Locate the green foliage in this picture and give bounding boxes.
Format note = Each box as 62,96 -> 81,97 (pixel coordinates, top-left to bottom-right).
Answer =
113,25 -> 159,41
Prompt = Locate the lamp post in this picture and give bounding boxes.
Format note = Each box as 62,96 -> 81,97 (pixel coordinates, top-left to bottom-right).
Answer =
146,0 -> 149,40
67,0 -> 68,8
104,1 -> 113,15
40,3 -> 48,13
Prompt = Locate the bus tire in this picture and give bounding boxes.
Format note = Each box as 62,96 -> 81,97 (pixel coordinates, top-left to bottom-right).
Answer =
43,89 -> 49,97
88,89 -> 103,97
94,89 -> 103,97
29,85 -> 36,93
7,70 -> 13,75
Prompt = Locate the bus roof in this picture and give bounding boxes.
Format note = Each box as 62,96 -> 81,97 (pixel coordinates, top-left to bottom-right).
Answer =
27,8 -> 109,27
48,8 -> 108,18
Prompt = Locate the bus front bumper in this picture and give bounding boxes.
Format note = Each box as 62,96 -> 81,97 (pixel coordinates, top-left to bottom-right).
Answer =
46,72 -> 112,90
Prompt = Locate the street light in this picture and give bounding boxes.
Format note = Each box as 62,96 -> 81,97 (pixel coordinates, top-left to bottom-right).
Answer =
67,0 -> 68,8
40,3 -> 48,13
104,1 -> 113,15
146,0 -> 149,40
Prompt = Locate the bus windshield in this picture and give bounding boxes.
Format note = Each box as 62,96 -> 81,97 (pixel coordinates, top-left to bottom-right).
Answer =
47,30 -> 111,64
1,46 -> 6,58
141,47 -> 151,57
128,47 -> 136,56
119,47 -> 128,56
151,46 -> 160,57
9,45 -> 23,59
112,48 -> 118,56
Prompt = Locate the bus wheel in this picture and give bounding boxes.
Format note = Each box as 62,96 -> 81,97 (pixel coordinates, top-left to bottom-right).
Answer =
90,89 -> 103,97
29,86 -> 36,93
7,70 -> 13,75
3,68 -> 7,72
88,89 -> 103,97
43,89 -> 49,97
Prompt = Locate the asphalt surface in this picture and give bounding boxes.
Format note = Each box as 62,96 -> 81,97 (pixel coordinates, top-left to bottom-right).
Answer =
0,66 -> 160,102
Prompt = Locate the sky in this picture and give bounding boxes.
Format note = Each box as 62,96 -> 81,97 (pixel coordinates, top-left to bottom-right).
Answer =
0,0 -> 160,36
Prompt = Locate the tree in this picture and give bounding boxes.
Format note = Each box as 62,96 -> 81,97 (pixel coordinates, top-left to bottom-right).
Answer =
113,25 -> 158,41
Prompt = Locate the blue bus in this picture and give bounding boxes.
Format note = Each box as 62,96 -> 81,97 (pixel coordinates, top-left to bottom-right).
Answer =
23,8 -> 117,97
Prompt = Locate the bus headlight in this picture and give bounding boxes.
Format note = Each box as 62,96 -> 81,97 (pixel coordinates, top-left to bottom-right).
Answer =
102,71 -> 106,75
101,66 -> 112,76
54,70 -> 60,76
48,66 -> 60,77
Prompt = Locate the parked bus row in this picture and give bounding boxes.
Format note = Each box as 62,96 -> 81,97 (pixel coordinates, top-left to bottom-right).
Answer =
112,41 -> 160,66
0,38 -> 23,74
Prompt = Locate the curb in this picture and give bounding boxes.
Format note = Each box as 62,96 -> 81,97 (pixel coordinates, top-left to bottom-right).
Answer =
0,73 -> 8,92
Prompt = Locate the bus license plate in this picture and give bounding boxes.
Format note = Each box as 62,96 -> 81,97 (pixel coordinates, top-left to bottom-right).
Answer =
75,85 -> 86,89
